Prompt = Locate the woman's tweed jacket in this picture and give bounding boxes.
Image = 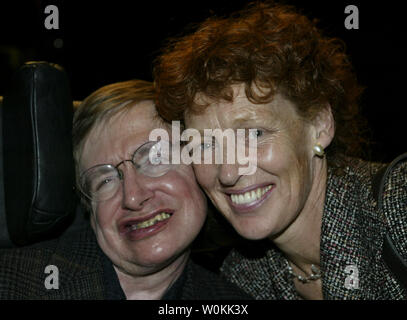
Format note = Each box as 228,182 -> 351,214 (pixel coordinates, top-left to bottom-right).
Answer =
220,157 -> 407,299
0,224 -> 251,300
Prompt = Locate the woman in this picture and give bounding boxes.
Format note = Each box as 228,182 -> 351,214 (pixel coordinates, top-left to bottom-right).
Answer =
154,3 -> 407,299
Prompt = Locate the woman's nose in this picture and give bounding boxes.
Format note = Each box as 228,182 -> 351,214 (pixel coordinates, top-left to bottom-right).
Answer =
120,163 -> 154,210
217,163 -> 241,187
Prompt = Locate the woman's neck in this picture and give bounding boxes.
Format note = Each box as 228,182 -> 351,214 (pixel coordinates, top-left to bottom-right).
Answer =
114,252 -> 189,300
272,158 -> 327,273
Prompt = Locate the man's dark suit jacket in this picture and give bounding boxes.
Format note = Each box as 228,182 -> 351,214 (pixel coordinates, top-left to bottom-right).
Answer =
0,224 -> 251,300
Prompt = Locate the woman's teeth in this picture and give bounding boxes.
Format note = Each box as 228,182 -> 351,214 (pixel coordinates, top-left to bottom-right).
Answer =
130,213 -> 171,230
230,185 -> 272,205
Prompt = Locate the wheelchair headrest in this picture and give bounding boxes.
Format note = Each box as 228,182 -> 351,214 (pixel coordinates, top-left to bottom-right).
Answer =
1,61 -> 76,247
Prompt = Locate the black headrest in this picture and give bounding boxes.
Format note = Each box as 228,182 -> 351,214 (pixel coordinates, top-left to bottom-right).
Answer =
1,61 -> 76,246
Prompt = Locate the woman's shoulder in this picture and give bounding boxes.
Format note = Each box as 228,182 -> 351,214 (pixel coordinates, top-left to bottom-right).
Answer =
330,156 -> 386,182
381,154 -> 407,191
378,154 -> 407,260
340,153 -> 407,264
331,153 -> 407,182
343,153 -> 407,218
326,154 -> 406,232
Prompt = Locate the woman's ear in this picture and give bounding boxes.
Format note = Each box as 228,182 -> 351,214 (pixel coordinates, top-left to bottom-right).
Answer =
313,105 -> 335,149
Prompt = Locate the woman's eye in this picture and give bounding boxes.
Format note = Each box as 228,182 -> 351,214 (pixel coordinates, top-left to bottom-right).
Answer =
200,142 -> 213,150
188,142 -> 211,156
249,129 -> 263,139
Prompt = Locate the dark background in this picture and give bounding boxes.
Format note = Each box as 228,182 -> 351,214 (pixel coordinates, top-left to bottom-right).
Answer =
0,0 -> 406,162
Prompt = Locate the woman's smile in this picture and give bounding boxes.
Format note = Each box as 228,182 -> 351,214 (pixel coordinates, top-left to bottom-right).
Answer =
225,183 -> 275,213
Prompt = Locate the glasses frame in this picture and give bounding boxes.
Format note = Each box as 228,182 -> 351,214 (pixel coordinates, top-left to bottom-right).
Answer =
78,140 -> 172,202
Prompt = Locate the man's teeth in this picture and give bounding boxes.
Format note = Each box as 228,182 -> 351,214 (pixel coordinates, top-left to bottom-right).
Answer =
130,213 -> 171,230
230,185 -> 272,205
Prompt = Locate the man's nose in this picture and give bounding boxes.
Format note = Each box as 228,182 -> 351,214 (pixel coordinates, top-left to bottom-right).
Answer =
119,162 -> 154,210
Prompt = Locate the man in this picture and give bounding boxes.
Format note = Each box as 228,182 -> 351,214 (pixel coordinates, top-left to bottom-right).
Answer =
0,80 -> 250,300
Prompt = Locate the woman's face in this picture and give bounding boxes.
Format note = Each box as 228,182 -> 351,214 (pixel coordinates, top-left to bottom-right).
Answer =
80,102 -> 207,275
185,84 -> 319,240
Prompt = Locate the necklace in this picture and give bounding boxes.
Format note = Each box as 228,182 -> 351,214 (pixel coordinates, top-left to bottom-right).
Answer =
286,259 -> 321,284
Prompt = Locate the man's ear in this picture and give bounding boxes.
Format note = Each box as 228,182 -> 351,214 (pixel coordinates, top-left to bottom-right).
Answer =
313,105 -> 335,149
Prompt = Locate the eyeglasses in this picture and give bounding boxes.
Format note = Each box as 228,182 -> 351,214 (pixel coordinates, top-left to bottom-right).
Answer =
79,140 -> 173,202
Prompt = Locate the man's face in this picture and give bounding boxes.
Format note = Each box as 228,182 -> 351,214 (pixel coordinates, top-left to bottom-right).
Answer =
80,101 -> 207,275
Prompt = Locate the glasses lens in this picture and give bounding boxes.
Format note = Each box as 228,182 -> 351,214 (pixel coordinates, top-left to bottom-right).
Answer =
80,165 -> 120,201
133,141 -> 172,177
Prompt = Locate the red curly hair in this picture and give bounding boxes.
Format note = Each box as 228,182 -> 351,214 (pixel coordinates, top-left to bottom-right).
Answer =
154,1 -> 368,168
